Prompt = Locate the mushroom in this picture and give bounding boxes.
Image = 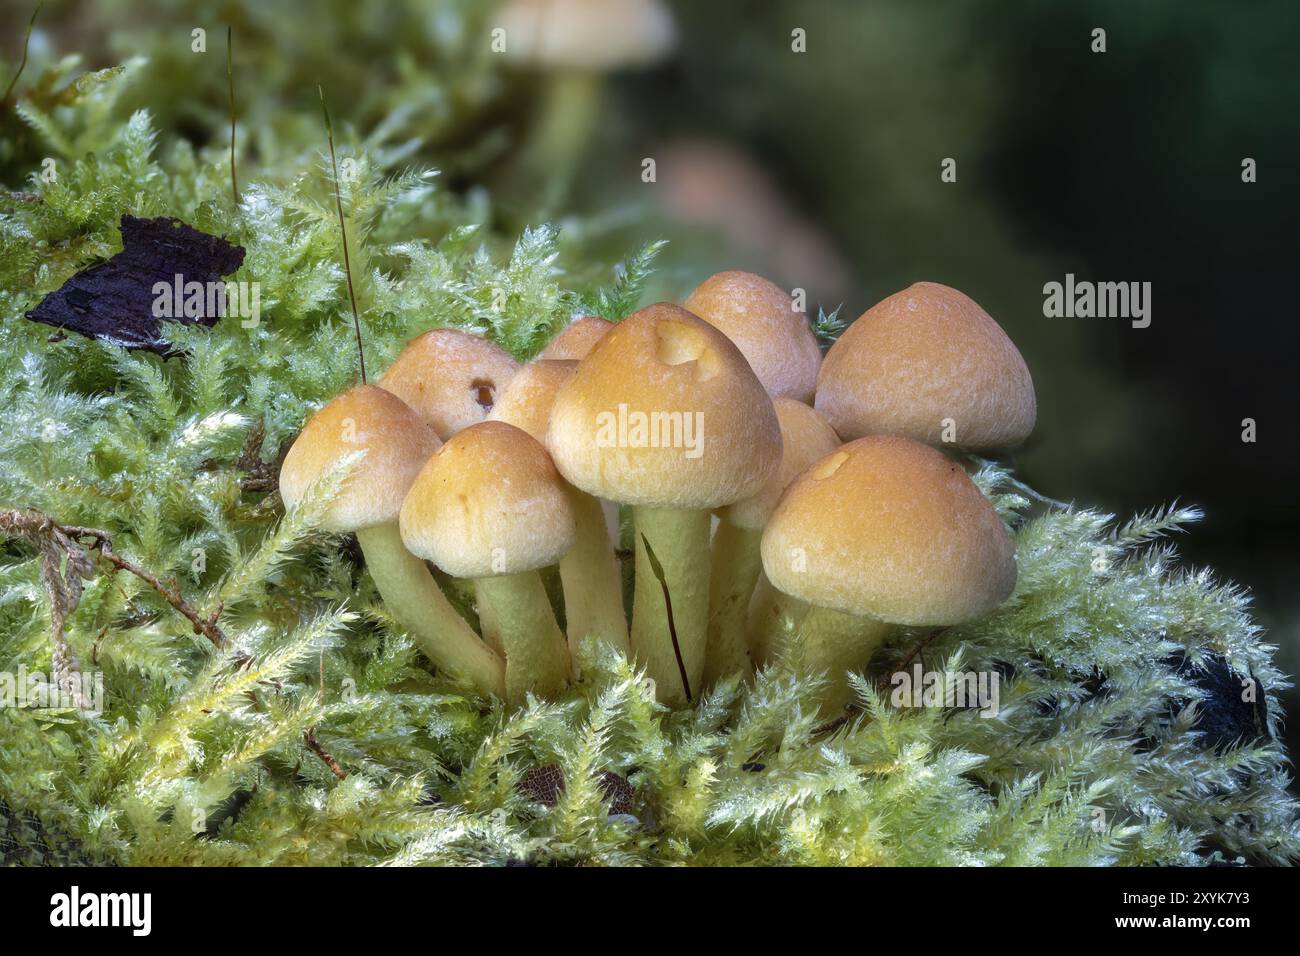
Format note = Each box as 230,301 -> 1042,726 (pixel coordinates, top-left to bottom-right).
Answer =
497,0 -> 676,204
548,302 -> 781,704
815,282 -> 1036,450
280,385 -> 506,698
499,0 -> 676,71
703,397 -> 840,687
400,420 -> 574,704
684,270 -> 823,404
379,328 -> 521,440
489,359 -> 628,660
655,141 -> 851,297
489,359 -> 579,439
539,316 -> 615,361
760,435 -> 1017,716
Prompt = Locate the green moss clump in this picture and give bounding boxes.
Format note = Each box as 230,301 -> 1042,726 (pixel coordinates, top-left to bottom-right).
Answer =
1,16 -> 1296,867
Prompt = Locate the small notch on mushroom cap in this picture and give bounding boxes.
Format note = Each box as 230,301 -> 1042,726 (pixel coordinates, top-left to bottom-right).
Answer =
548,302 -> 781,510
762,435 -> 1017,626
655,319 -> 720,381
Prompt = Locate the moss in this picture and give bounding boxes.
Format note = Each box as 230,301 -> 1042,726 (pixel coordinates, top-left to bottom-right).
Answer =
0,10 -> 1296,867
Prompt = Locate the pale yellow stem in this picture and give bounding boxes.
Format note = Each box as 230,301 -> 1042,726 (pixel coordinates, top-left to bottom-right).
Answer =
559,486 -> 629,661
798,605 -> 893,718
474,579 -> 504,656
356,524 -> 504,699
703,521 -> 763,687
630,506 -> 711,706
476,571 -> 571,705
746,573 -> 810,669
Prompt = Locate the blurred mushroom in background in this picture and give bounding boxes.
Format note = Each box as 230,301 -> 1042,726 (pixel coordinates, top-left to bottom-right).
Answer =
498,0 -> 677,209
654,139 -> 850,302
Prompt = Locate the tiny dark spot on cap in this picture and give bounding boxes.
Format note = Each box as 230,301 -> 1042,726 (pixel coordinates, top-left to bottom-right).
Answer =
471,378 -> 496,410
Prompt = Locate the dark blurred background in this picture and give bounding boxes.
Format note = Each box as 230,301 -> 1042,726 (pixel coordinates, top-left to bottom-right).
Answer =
7,0 -> 1299,755
596,0 -> 1300,757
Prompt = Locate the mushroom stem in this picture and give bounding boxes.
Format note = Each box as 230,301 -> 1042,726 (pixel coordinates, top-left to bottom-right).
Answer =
630,506 -> 711,704
475,571 -> 571,705
746,574 -> 809,669
473,579 -> 504,656
532,71 -> 602,207
797,605 -> 893,717
703,521 -> 763,686
602,498 -> 620,548
436,569 -> 500,653
559,486 -> 629,660
355,524 -> 505,699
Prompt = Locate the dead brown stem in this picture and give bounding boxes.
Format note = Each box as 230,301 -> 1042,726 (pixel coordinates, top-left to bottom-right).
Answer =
1,508 -> 350,778
0,508 -> 227,650
304,729 -> 347,780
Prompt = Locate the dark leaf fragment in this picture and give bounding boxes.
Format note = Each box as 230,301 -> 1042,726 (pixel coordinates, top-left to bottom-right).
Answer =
24,215 -> 245,354
516,764 -> 635,815
1167,650 -> 1270,751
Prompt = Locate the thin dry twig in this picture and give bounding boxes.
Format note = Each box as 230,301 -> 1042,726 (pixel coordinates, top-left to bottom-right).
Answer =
318,85 -> 366,384
90,535 -> 227,650
809,627 -> 953,739
0,508 -> 227,650
226,25 -> 239,208
895,627 -> 950,674
639,533 -> 692,703
2,508 -> 345,778
304,729 -> 347,780
2,509 -> 99,709
2,2 -> 42,109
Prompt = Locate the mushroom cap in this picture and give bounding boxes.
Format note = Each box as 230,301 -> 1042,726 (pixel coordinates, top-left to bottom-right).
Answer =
683,270 -> 823,403
815,282 -> 1036,450
399,421 -> 575,578
719,398 -> 840,531
547,302 -> 782,509
280,385 -> 440,533
498,0 -> 676,71
761,435 -> 1016,625
539,316 -> 615,361
487,359 -> 578,445
379,328 -> 521,440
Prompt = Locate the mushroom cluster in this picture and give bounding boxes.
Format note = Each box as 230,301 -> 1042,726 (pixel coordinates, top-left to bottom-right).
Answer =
281,273 -> 1036,716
